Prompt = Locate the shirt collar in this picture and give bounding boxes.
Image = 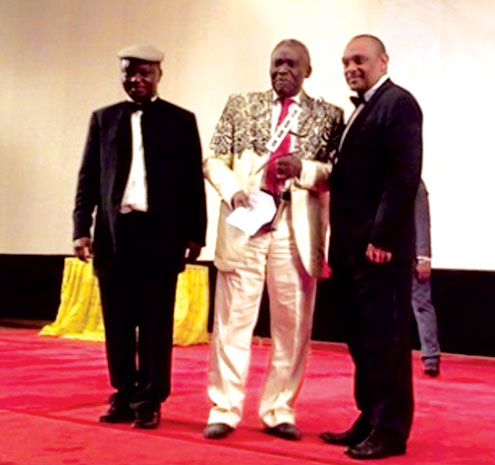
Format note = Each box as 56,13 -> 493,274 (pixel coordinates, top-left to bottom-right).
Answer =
272,90 -> 302,105
126,94 -> 159,103
362,74 -> 389,103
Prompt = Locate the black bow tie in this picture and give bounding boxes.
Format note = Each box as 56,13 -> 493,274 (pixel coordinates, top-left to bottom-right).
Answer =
350,95 -> 366,107
125,100 -> 155,113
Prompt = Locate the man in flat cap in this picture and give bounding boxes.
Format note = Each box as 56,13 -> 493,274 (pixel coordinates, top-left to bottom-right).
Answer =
73,44 -> 207,429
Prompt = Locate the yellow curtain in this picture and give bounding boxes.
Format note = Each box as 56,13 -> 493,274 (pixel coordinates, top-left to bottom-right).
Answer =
40,258 -> 209,345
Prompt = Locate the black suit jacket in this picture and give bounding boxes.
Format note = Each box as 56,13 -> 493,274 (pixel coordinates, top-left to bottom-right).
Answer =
329,79 -> 422,267
73,98 -> 207,275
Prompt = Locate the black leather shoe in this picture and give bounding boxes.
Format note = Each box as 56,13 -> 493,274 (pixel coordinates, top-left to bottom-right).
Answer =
264,423 -> 302,441
345,430 -> 406,459
423,356 -> 440,377
320,419 -> 371,446
133,409 -> 161,429
203,423 -> 235,439
99,404 -> 135,423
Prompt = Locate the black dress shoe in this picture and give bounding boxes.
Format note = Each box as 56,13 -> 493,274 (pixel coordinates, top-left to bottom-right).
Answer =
132,409 -> 161,429
345,430 -> 406,460
320,420 -> 371,446
99,404 -> 135,423
423,356 -> 440,377
264,423 -> 302,441
203,423 -> 235,439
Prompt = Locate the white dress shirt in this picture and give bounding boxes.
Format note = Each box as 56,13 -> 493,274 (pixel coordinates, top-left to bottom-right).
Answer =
120,96 -> 158,213
271,90 -> 302,153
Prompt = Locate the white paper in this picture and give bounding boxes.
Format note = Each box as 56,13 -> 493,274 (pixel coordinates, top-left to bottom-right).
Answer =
226,190 -> 277,236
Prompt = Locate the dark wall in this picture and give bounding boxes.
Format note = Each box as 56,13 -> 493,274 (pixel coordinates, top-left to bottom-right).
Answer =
429,270 -> 494,356
0,254 -> 65,321
1,254 -> 494,357
257,269 -> 495,357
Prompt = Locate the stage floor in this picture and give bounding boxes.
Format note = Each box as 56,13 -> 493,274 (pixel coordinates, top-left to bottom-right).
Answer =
0,327 -> 494,464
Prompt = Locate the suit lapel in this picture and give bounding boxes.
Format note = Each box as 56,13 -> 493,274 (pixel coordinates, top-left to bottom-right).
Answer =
297,91 -> 312,130
297,91 -> 312,143
108,104 -> 128,147
258,91 -> 272,150
294,91 -> 316,158
340,79 -> 393,152
108,103 -> 132,203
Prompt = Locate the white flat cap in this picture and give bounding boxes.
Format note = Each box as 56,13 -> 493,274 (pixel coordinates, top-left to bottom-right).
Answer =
117,44 -> 164,63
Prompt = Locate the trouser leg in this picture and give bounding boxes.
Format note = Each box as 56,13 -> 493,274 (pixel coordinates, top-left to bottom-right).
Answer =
351,262 -> 414,441
411,277 -> 440,358
259,216 -> 317,427
98,227 -> 138,400
99,212 -> 180,413
207,238 -> 268,427
344,274 -> 371,419
331,269 -> 373,429
133,268 -> 178,412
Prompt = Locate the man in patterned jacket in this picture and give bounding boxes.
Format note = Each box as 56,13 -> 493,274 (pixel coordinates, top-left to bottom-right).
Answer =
203,39 -> 344,440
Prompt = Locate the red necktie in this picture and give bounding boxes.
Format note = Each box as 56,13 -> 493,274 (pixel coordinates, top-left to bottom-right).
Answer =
265,98 -> 292,195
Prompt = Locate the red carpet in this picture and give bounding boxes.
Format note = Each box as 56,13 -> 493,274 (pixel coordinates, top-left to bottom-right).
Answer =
0,327 -> 494,464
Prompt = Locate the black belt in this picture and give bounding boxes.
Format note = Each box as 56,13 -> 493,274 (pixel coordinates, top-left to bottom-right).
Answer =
117,210 -> 150,225
261,189 -> 291,203
280,191 -> 291,201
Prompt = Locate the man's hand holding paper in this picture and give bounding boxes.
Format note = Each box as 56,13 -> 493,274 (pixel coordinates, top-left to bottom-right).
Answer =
226,190 -> 277,236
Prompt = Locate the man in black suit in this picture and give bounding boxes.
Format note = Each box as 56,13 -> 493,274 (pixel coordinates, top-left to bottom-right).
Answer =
73,44 -> 207,429
320,35 -> 422,459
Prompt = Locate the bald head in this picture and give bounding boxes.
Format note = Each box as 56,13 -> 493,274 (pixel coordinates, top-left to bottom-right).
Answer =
351,34 -> 386,54
342,35 -> 389,95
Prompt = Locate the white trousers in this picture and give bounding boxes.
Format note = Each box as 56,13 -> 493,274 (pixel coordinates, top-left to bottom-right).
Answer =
207,210 -> 317,428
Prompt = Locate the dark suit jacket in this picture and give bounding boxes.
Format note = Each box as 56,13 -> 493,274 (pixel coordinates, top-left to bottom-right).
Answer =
73,98 -> 207,275
415,179 -> 431,258
329,79 -> 422,267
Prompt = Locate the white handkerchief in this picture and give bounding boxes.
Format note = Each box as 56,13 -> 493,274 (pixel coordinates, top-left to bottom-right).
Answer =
226,190 -> 277,236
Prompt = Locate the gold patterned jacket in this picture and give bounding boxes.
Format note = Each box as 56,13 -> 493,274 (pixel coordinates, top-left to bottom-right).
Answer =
204,90 -> 344,277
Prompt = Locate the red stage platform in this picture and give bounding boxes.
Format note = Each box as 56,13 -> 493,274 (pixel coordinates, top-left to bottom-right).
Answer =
0,327 -> 493,464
